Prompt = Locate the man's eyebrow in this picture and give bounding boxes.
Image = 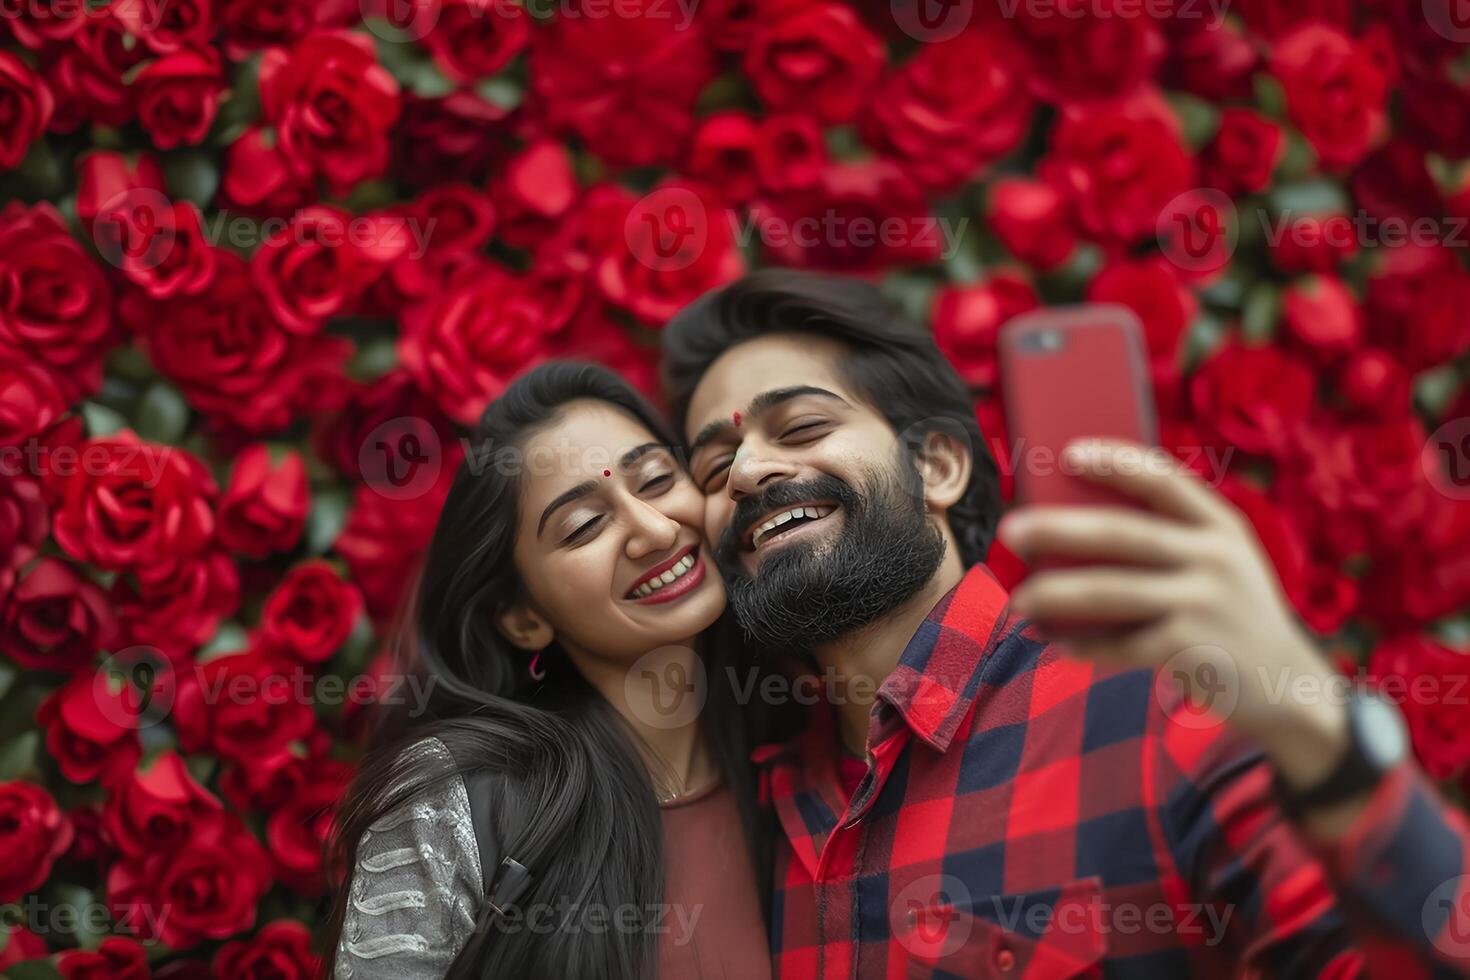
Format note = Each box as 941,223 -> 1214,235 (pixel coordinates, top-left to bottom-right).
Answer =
689,386 -> 849,457
537,479 -> 599,537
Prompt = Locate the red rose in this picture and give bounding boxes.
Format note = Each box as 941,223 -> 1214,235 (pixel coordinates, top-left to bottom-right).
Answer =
1364,243 -> 1470,371
1369,634 -> 1470,780
0,474 -> 47,571
1012,0 -> 1164,106
311,369 -> 458,483
93,191 -> 218,300
1280,275 -> 1362,364
1040,92 -> 1195,246
218,126 -> 315,216
0,363 -> 69,447
258,31 -> 401,193
531,0 -> 714,168
862,28 -> 1032,192
1165,15 -> 1256,102
748,161 -> 940,273
753,114 -> 826,194
394,90 -> 514,190
0,203 -> 114,400
1266,212 -> 1359,274
124,252 -> 352,433
113,0 -> 214,54
39,10 -> 146,130
987,177 -> 1075,271
220,0 -> 346,56
1086,257 -> 1197,375
74,151 -> 166,232
1271,24 -> 1389,171
111,549 -> 240,662
107,819 -> 271,950
218,730 -> 333,812
102,751 -> 226,859
1217,476 -> 1308,610
1337,348 -> 1410,421
172,652 -> 316,763
35,671 -> 142,785
217,445 -> 308,559
1190,342 -> 1316,457
743,1 -> 883,124
259,560 -> 363,664
267,758 -> 350,895
0,781 -> 73,902
0,558 -> 116,674
1203,108 -> 1283,195
251,206 -> 383,333
0,925 -> 47,969
931,272 -> 1038,389
135,48 -> 223,150
489,139 -> 579,249
58,937 -> 150,980
1236,0 -> 1351,40
0,52 -> 52,172
423,0 -> 530,82
49,431 -> 215,572
337,470 -> 455,622
1361,497 -> 1470,629
1352,140 -> 1441,226
589,181 -> 745,327
399,259 -> 551,425
214,919 -> 319,980
688,112 -> 761,204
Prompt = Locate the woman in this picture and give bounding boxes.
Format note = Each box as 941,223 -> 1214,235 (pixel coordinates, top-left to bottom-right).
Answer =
325,363 -> 785,979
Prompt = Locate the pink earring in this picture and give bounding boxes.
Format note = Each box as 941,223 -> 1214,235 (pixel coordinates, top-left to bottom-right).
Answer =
528,653 -> 545,681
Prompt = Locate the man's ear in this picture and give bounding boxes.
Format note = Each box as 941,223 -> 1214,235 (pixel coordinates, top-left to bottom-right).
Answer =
495,599 -> 554,652
912,426 -> 973,512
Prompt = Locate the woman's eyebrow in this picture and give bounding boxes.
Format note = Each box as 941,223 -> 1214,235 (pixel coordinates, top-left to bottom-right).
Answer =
537,479 -> 599,537
618,442 -> 665,468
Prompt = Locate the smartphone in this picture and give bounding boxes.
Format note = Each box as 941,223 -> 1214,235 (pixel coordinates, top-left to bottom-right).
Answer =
998,304 -> 1158,510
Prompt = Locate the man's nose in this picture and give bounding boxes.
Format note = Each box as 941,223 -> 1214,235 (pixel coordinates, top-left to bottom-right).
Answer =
727,443 -> 799,501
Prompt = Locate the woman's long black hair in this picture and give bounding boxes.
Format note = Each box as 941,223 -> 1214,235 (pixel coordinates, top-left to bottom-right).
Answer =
322,362 -> 789,979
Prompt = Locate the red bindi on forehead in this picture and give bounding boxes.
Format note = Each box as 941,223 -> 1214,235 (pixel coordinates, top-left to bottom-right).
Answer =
732,411 -> 742,427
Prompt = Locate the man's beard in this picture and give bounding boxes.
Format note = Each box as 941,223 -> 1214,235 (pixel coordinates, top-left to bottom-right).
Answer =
714,451 -> 947,654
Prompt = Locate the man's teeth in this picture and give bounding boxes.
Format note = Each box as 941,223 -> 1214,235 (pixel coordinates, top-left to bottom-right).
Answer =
751,505 -> 834,548
633,553 -> 697,597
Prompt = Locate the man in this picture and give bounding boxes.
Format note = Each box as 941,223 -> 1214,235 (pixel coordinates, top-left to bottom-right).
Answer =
662,269 -> 1470,978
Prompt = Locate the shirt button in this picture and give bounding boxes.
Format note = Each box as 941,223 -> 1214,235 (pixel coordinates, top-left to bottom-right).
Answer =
994,945 -> 1016,972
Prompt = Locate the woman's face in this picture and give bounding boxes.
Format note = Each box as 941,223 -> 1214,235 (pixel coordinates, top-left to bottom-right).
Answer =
505,400 -> 726,663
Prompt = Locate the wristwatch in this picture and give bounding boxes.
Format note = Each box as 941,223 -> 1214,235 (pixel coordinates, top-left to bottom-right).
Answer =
1272,690 -> 1409,818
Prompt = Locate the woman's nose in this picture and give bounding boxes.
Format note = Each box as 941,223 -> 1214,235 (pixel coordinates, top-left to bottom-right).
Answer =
624,498 -> 680,558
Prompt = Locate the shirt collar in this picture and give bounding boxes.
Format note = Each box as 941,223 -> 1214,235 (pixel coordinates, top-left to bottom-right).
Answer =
872,563 -> 1013,752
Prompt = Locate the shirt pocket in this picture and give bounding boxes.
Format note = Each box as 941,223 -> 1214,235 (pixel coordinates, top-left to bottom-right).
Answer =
895,876 -> 1108,979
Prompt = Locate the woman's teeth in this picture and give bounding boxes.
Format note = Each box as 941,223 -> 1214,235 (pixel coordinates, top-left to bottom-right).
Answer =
751,505 -> 833,548
633,553 -> 697,598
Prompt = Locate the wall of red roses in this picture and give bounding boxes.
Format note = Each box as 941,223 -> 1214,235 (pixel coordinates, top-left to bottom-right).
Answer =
2,0 -> 1469,975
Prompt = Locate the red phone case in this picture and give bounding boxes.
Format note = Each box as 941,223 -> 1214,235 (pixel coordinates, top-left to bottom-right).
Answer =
998,304 -> 1158,510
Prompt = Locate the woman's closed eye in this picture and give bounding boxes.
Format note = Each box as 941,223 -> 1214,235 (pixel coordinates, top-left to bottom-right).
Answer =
561,513 -> 605,546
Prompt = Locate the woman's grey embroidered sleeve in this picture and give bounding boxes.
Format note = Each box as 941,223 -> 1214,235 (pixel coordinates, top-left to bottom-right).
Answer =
334,738 -> 482,980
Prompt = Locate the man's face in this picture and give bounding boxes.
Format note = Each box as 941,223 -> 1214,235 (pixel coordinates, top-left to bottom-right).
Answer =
683,333 -> 946,651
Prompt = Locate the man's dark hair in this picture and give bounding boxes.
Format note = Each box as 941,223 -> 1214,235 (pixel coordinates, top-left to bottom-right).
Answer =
663,269 -> 1002,568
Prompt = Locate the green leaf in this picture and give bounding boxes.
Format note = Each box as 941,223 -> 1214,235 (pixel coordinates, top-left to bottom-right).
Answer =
1269,179 -> 1350,218
405,60 -> 456,98
1253,74 -> 1287,119
1416,364 -> 1464,419
81,402 -> 128,438
1241,283 -> 1280,343
0,731 -> 39,782
3,961 -> 63,980
1167,93 -> 1220,151
350,336 -> 400,381
307,488 -> 350,555
0,663 -> 15,702
163,151 -> 220,210
197,621 -> 250,662
134,382 -> 190,444
474,76 -> 524,111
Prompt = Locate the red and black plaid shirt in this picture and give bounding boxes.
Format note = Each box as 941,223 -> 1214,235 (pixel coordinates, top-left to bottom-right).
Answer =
755,564 -> 1470,978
